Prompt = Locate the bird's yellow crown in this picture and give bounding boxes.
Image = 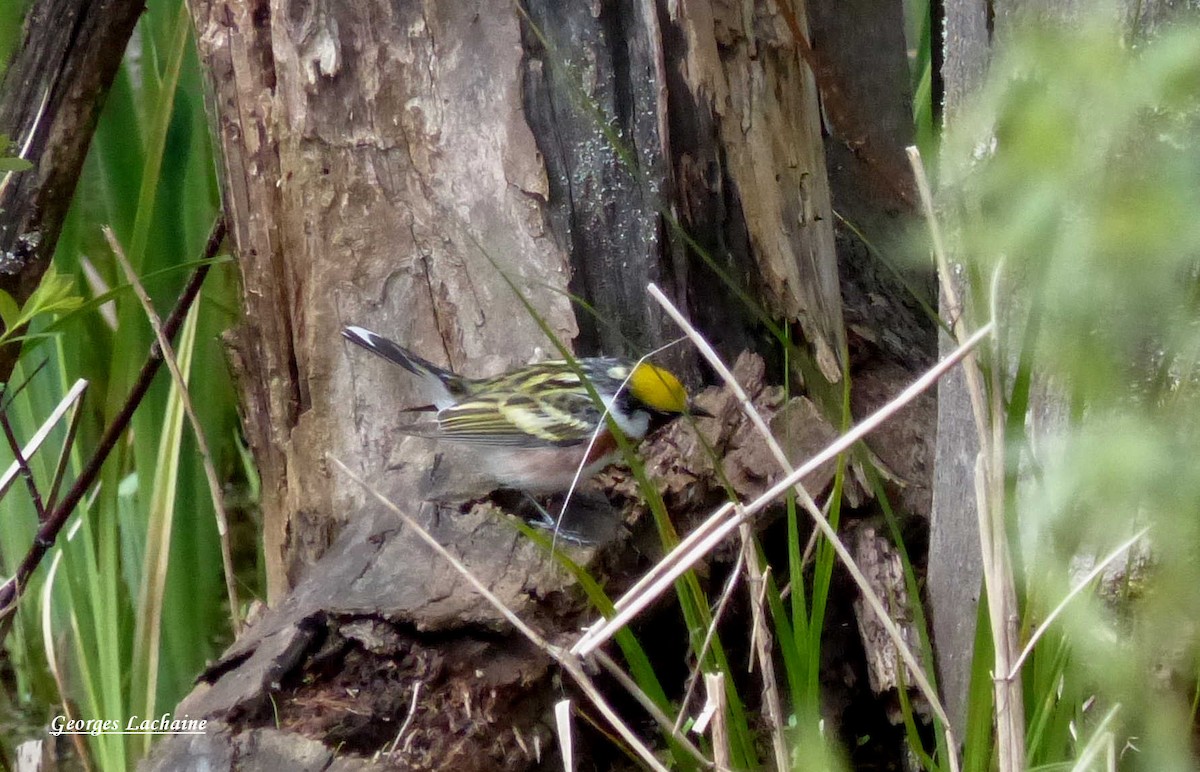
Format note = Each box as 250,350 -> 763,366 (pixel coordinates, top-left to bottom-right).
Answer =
627,362 -> 688,414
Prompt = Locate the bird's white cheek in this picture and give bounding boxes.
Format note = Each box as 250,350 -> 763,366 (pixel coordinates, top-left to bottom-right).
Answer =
601,396 -> 650,438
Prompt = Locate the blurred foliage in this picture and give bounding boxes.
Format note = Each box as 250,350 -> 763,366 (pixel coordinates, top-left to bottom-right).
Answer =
0,0 -> 29,80
939,12 -> 1200,770
904,0 -> 936,156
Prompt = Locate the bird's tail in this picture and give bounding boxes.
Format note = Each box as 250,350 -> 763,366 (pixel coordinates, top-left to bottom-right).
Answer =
342,325 -> 463,409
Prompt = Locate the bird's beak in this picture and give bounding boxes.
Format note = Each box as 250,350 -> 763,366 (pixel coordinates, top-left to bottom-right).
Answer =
687,402 -> 714,418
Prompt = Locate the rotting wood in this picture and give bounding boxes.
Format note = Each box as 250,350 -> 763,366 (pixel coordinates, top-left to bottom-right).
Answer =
849,523 -> 932,726
663,0 -> 845,382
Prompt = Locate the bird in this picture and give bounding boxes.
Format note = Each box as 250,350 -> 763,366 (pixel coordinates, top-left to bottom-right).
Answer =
342,325 -> 705,494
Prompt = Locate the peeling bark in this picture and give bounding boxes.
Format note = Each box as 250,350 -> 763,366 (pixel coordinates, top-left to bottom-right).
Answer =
664,0 -> 845,382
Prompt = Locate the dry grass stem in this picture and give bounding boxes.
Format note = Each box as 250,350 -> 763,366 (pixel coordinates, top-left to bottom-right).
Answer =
0,379 -> 87,501
648,283 -> 807,480
573,323 -> 992,667
1008,528 -> 1149,677
592,649 -> 712,767
703,672 -> 731,770
646,282 -> 971,764
385,682 -> 422,757
104,227 -> 242,635
598,500 -> 738,617
332,457 -> 671,772
908,146 -> 1025,771
79,256 -> 118,330
673,550 -> 745,735
554,699 -> 574,772
572,322 -> 992,772
740,532 -> 787,771
905,147 -> 989,443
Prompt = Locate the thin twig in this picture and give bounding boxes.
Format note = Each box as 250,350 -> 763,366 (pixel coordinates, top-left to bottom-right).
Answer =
0,400 -> 48,522
43,392 -> 85,513
0,358 -> 50,414
0,217 -> 224,644
1007,528 -> 1149,678
0,381 -> 87,639
104,226 -> 241,634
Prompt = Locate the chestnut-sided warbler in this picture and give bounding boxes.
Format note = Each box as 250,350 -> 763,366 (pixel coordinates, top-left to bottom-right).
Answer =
342,326 -> 704,494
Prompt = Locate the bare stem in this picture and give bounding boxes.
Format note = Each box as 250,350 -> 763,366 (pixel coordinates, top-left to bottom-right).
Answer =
104,225 -> 242,634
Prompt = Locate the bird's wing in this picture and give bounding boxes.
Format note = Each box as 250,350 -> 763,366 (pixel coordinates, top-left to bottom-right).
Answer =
435,391 -> 602,448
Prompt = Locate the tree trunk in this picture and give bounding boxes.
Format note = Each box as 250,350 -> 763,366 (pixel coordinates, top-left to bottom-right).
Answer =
151,0 -> 928,766
188,0 -> 850,605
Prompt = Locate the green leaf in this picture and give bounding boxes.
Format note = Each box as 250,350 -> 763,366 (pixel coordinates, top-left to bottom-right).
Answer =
0,289 -> 20,331
21,263 -> 84,321
0,133 -> 31,172
0,157 -> 32,172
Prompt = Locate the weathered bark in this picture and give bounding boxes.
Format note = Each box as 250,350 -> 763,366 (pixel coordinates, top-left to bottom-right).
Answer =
191,0 -> 579,601
660,0 -> 844,382
0,0 -> 145,382
850,524 -> 930,725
